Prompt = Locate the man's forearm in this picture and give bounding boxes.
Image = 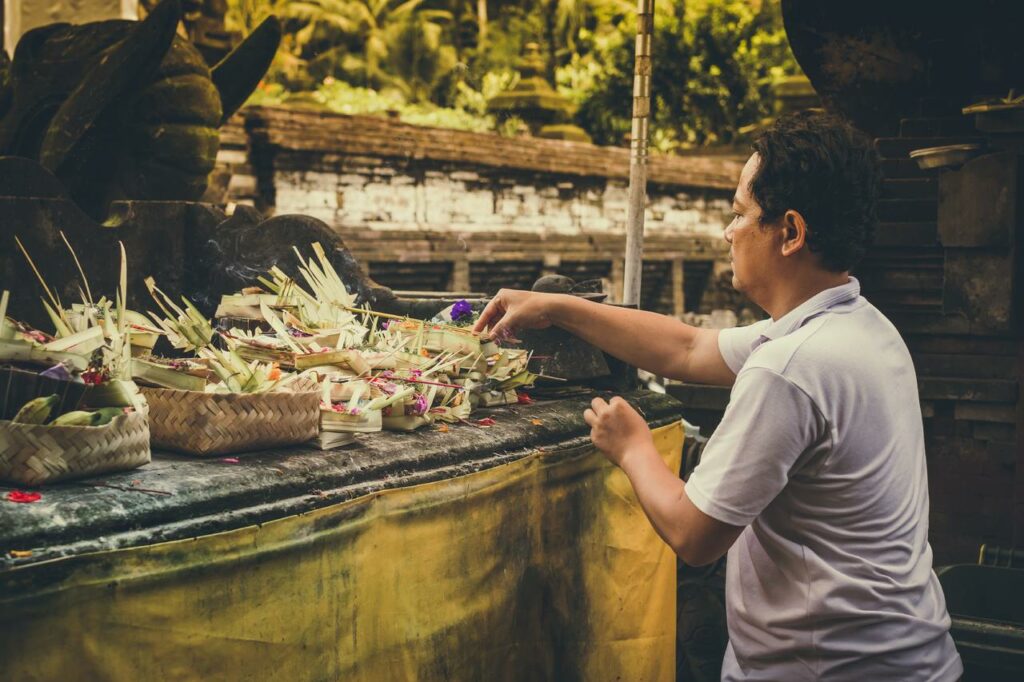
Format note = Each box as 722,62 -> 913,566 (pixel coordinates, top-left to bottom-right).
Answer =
547,294 -> 698,380
619,444 -> 738,566
619,443 -> 691,556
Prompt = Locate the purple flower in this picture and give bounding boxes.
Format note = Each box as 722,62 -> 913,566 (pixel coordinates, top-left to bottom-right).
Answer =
40,362 -> 74,382
451,300 -> 473,322
406,392 -> 429,415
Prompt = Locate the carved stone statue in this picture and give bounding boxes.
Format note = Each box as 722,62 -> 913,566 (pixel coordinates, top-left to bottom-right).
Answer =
0,0 -> 279,218
140,0 -> 238,65
0,0 -> 452,331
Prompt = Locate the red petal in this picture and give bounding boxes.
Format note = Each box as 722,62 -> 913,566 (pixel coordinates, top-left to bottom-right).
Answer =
6,491 -> 41,503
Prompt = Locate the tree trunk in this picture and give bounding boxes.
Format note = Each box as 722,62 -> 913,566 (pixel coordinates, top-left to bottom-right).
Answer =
544,0 -> 557,85
477,0 -> 487,46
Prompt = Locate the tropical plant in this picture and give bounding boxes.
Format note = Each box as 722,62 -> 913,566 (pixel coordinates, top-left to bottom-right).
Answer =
573,0 -> 800,148
254,0 -> 457,99
227,0 -> 801,146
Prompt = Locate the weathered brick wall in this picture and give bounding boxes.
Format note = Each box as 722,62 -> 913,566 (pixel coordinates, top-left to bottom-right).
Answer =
266,156 -> 732,238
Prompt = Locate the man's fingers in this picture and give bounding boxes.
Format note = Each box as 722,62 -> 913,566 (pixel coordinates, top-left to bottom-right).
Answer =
491,319 -> 513,343
591,397 -> 609,414
609,396 -> 631,412
473,298 -> 503,334
583,408 -> 597,426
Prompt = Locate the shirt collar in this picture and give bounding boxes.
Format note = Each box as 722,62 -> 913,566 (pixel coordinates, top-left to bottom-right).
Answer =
752,277 -> 861,350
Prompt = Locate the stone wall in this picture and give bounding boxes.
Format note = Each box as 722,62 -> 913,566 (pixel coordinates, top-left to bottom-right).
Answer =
3,0 -> 136,55
270,160 -> 732,239
212,106 -> 744,314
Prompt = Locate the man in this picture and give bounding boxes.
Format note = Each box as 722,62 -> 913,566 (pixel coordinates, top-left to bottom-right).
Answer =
474,112 -> 963,680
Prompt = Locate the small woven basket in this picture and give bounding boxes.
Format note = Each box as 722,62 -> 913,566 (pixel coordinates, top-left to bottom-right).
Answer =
141,386 -> 321,456
0,410 -> 151,486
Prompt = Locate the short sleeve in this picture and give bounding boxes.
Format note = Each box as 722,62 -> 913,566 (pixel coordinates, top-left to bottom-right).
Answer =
685,367 -> 827,527
717,319 -> 771,374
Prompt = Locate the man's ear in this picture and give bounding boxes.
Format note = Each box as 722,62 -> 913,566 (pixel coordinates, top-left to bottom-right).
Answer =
780,209 -> 808,257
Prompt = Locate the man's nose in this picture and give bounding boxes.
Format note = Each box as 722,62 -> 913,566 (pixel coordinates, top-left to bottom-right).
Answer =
724,223 -> 734,244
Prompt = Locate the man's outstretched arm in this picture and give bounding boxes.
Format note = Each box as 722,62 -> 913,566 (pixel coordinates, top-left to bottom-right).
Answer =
473,289 -> 736,387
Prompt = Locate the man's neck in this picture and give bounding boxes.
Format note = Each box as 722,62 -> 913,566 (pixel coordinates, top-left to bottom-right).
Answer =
762,271 -> 851,321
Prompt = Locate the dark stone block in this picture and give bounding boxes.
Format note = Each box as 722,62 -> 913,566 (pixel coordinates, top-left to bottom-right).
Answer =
938,152 -> 1020,248
919,377 -> 1018,403
942,249 -> 1016,333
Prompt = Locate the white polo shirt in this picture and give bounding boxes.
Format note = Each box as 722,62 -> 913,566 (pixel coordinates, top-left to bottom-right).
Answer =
686,278 -> 962,681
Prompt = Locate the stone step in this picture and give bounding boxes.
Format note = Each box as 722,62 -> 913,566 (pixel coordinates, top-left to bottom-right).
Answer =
880,158 -> 930,179
881,178 -> 937,201
877,198 -> 937,222
871,221 -> 938,246
858,268 -> 944,290
899,116 -> 977,138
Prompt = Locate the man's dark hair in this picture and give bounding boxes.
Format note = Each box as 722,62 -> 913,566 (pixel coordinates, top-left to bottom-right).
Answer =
750,110 -> 881,272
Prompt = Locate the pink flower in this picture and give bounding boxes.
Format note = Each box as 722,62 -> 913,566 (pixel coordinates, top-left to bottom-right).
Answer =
406,393 -> 428,415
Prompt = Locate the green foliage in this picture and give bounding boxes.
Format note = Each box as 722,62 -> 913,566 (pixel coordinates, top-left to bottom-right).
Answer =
228,0 -> 800,147
572,1 -> 800,149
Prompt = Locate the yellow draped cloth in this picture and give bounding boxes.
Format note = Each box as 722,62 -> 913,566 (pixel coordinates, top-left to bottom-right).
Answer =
0,421 -> 682,681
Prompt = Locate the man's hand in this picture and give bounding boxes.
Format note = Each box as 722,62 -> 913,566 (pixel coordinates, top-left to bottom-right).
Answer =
472,288 -> 558,342
583,396 -> 655,467
586,395 -> 745,566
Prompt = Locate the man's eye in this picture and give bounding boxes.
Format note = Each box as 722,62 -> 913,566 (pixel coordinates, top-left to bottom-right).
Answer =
731,212 -> 741,221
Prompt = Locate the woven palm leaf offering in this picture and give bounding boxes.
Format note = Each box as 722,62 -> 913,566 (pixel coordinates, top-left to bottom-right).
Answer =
0,239 -> 151,485
136,280 -> 320,456
214,243 -> 538,436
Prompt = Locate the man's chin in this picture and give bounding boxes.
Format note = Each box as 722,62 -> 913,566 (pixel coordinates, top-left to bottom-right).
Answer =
731,275 -> 742,292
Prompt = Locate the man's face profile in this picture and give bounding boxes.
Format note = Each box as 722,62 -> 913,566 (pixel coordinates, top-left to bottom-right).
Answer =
725,153 -> 783,297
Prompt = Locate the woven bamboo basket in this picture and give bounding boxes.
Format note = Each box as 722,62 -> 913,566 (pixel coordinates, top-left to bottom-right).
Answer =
141,386 -> 321,456
0,366 -> 89,421
0,410 -> 151,486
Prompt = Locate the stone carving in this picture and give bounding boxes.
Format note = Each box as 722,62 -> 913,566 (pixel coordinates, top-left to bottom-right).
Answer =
487,42 -> 591,143
140,0 -> 238,65
0,0 -> 280,218
0,166 -> 436,332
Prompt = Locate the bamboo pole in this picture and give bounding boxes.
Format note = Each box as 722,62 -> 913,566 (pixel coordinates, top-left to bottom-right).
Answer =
622,0 -> 655,307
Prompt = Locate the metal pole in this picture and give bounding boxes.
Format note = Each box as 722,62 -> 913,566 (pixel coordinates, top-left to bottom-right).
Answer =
622,0 -> 654,307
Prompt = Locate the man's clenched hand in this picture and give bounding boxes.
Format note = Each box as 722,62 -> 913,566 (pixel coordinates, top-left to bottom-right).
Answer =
583,396 -> 655,468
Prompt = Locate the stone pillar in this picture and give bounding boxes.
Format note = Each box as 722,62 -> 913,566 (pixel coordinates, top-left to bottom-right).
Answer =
610,258 -> 625,305
672,257 -> 685,318
451,257 -> 470,293
542,253 -> 561,276
4,0 -> 137,54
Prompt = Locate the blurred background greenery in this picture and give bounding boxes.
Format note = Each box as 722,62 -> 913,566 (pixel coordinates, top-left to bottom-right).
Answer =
229,0 -> 801,151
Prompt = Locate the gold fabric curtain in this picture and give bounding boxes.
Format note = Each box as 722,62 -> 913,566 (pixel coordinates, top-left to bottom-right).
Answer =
1,422 -> 683,681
